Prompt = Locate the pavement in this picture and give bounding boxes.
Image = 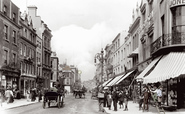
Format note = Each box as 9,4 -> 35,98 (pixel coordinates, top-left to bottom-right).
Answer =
103,101 -> 185,114
0,97 -> 40,111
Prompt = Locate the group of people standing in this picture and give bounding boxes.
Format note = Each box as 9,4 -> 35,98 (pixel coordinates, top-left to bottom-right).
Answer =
26,88 -> 39,102
103,87 -> 130,111
101,84 -> 163,112
138,84 -> 163,111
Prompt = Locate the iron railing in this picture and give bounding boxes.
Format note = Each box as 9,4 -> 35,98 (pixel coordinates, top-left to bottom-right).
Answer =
151,32 -> 185,54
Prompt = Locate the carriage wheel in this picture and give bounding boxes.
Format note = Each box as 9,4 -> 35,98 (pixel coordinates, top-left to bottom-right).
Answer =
58,96 -> 61,108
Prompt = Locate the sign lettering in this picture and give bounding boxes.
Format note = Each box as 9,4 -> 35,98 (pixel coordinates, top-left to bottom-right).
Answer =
170,0 -> 185,8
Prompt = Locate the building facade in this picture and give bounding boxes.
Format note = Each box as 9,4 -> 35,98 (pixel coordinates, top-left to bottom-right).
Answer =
19,11 -> 37,96
0,0 -> 21,91
28,6 -> 52,90
50,52 -> 59,88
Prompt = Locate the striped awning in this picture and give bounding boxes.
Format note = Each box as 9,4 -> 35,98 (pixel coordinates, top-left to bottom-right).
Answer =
144,52 -> 185,84
106,75 -> 123,86
115,70 -> 135,85
102,78 -> 113,87
136,56 -> 162,81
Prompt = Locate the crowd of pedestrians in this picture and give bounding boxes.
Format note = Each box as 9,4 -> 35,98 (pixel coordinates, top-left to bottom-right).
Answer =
101,86 -> 130,112
100,83 -> 164,112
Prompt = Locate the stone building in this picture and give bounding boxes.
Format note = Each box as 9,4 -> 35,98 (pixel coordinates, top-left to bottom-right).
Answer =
0,0 -> 21,90
19,11 -> 37,96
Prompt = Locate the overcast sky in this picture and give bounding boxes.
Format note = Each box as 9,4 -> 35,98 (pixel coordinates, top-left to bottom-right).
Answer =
12,0 -> 139,81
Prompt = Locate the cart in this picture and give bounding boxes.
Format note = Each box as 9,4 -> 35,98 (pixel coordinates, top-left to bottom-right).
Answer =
74,89 -> 85,98
43,91 -> 64,109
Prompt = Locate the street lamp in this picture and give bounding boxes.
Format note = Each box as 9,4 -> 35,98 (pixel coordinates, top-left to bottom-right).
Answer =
94,48 -> 104,85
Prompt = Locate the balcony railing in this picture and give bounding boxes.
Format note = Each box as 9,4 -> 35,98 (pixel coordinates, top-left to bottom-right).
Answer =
151,32 -> 185,54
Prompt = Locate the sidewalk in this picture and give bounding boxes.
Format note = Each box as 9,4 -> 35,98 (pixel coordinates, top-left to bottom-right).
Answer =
104,101 -> 185,114
0,93 -> 71,111
0,97 -> 40,111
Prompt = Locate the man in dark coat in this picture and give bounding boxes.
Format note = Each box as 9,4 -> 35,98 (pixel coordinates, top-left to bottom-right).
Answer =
103,88 -> 108,107
112,87 -> 119,111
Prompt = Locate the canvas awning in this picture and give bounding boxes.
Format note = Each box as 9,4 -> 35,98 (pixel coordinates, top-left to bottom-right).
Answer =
128,48 -> 139,58
102,78 -> 113,87
136,56 -> 162,81
106,75 -> 123,86
114,70 -> 135,85
144,52 -> 185,84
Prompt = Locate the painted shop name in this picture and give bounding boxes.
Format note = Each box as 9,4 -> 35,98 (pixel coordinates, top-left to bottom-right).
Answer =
170,0 -> 185,8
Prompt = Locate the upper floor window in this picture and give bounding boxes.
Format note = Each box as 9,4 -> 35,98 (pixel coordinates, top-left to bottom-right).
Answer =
4,49 -> 8,65
12,53 -> 16,65
4,25 -> 8,40
3,5 -> 7,15
13,13 -> 16,22
24,45 -> 27,56
24,29 -> 27,38
20,43 -> 23,55
12,30 -> 16,44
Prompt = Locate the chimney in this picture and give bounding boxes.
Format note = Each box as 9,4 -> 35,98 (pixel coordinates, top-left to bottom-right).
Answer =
27,5 -> 37,16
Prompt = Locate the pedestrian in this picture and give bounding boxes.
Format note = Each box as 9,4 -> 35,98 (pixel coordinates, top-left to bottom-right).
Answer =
123,87 -> 129,111
112,87 -> 119,111
107,90 -> 112,110
152,86 -> 162,108
38,90 -> 42,102
26,89 -> 30,102
118,90 -> 124,109
142,85 -> 150,111
5,86 -> 14,104
139,92 -> 144,110
103,87 -> 108,107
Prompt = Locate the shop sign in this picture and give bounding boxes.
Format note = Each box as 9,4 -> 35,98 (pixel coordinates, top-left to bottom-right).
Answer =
170,0 -> 185,8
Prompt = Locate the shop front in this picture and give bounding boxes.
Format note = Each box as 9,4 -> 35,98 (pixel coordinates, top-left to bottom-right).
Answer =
20,76 -> 36,97
143,52 -> 185,109
0,69 -> 20,90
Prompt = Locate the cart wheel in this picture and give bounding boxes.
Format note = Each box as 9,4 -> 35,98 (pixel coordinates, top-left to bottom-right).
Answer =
58,96 -> 60,108
43,102 -> 46,109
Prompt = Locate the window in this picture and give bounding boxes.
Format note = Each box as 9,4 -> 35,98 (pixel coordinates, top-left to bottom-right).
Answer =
24,45 -> 27,56
3,5 -> 7,15
25,29 -> 27,38
4,25 -> 8,40
12,53 -> 16,66
20,43 -> 23,55
13,13 -> 16,22
4,50 -> 8,65
13,30 -> 16,44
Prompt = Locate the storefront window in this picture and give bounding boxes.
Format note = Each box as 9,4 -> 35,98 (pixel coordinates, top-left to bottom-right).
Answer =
171,6 -> 185,44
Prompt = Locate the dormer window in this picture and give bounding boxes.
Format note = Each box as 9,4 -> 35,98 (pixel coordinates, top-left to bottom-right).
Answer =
3,5 -> 7,15
13,13 -> 16,22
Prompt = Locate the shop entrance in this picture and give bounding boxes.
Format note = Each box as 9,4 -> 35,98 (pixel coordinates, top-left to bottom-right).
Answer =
177,78 -> 185,109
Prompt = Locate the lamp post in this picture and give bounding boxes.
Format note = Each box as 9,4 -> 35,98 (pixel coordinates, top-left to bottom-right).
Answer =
94,48 -> 104,85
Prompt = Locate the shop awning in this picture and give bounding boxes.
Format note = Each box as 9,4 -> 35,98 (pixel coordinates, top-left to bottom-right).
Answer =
114,70 -> 135,85
136,56 -> 162,81
102,78 -> 113,87
106,75 -> 123,86
144,52 -> 185,84
128,48 -> 138,58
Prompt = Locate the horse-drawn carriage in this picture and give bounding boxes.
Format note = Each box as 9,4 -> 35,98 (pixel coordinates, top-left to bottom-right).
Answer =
74,89 -> 85,98
43,91 -> 64,109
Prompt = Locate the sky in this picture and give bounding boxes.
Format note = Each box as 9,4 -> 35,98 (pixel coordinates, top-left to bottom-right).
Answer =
12,0 -> 139,81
